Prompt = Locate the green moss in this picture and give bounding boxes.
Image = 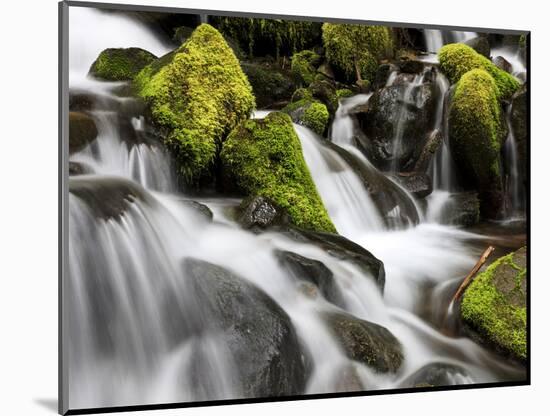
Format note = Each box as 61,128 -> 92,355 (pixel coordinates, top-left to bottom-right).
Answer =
438,43 -> 520,99
291,50 -> 322,86
303,102 -> 329,135
89,47 -> 157,81
449,69 -> 505,208
336,88 -> 354,99
134,24 -> 255,184
211,16 -> 321,59
461,248 -> 527,360
291,88 -> 313,103
322,23 -> 393,83
220,112 -> 336,233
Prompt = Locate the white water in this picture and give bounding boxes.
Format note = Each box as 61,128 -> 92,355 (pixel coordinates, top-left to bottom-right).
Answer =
67,10 -> 526,410
503,105 -> 525,218
423,29 -> 477,53
491,46 -> 527,80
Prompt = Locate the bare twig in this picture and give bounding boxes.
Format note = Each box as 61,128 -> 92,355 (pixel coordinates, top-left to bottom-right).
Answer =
450,245 -> 495,306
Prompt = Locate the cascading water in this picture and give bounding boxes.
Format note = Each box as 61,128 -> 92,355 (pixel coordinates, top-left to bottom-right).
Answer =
423,29 -> 477,53
502,105 -> 525,219
67,9 -> 526,410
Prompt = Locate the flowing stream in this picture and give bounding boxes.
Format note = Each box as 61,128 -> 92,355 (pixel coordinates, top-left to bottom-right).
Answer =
67,8 -> 526,410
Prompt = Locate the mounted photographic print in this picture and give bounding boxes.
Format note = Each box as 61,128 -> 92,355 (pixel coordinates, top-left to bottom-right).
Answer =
59,1 -> 530,414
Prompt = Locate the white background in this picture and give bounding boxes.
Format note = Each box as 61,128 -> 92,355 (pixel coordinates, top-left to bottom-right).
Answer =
0,0 -> 546,414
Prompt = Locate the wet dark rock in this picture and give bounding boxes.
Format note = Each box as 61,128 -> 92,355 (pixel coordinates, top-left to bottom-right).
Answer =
308,79 -> 339,115
355,79 -> 436,170
69,161 -> 94,176
183,258 -> 310,397
400,362 -> 471,388
271,225 -> 385,292
510,85 -> 528,179
465,36 -> 491,58
397,58 -> 424,74
372,63 -> 398,90
323,311 -> 403,373
447,192 -> 480,226
414,129 -> 443,172
69,112 -> 98,154
69,176 -> 149,220
69,89 -> 146,117
276,250 -> 346,308
393,172 -> 432,198
317,61 -> 335,80
493,56 -> 513,74
178,200 -> 214,222
238,196 -> 290,230
241,62 -> 296,109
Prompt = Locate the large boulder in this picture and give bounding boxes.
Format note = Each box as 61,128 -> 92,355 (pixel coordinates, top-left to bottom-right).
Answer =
282,98 -> 330,136
447,192 -> 480,227
323,311 -> 403,373
276,250 -> 346,308
464,36 -> 491,58
400,362 -> 472,388
356,74 -> 437,170
221,112 -> 335,233
134,24 -> 255,184
322,23 -> 393,84
69,112 -> 98,154
438,43 -> 520,99
393,172 -> 432,198
448,69 -> 507,218
183,258 -> 310,397
413,129 -> 443,172
241,61 -> 296,109
89,47 -> 157,81
461,246 -> 527,362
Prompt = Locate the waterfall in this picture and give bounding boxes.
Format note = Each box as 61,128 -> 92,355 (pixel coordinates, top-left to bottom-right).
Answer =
423,29 -> 477,53
502,105 -> 525,219
66,10 -> 526,410
295,124 -> 385,238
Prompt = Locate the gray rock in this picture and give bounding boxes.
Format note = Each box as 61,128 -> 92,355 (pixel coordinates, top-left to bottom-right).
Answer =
465,36 -> 491,58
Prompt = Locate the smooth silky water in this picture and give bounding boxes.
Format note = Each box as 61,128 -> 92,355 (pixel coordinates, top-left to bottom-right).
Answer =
67,9 -> 526,409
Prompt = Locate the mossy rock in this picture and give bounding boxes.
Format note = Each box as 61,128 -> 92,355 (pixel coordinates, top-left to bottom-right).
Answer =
89,48 -> 157,81
438,43 -> 520,99
69,112 -> 98,154
461,246 -> 527,362
322,23 -> 393,84
291,50 -> 322,86
282,98 -> 329,136
134,24 -> 255,184
241,61 -> 296,109
220,112 -> 335,233
336,88 -> 354,99
448,69 -> 507,218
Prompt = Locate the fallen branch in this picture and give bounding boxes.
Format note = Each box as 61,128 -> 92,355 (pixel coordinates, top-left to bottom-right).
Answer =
450,245 -> 495,306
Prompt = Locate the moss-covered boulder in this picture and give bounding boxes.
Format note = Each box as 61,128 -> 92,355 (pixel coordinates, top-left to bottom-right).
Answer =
220,112 -> 335,233
448,69 -> 507,218
135,24 -> 255,184
323,311 -> 403,373
291,50 -> 322,86
438,43 -> 520,99
461,246 -> 527,362
241,61 -> 296,109
89,48 -> 157,81
69,112 -> 98,154
282,98 -> 329,136
322,23 -> 393,84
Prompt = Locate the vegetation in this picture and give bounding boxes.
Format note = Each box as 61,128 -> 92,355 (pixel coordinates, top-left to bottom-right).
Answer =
89,47 -> 157,81
448,69 -> 506,215
322,23 -> 393,83
220,112 -> 336,233
211,16 -> 321,59
302,102 -> 329,135
134,24 -> 255,184
461,247 -> 527,361
438,43 -> 520,99
291,50 -> 322,86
